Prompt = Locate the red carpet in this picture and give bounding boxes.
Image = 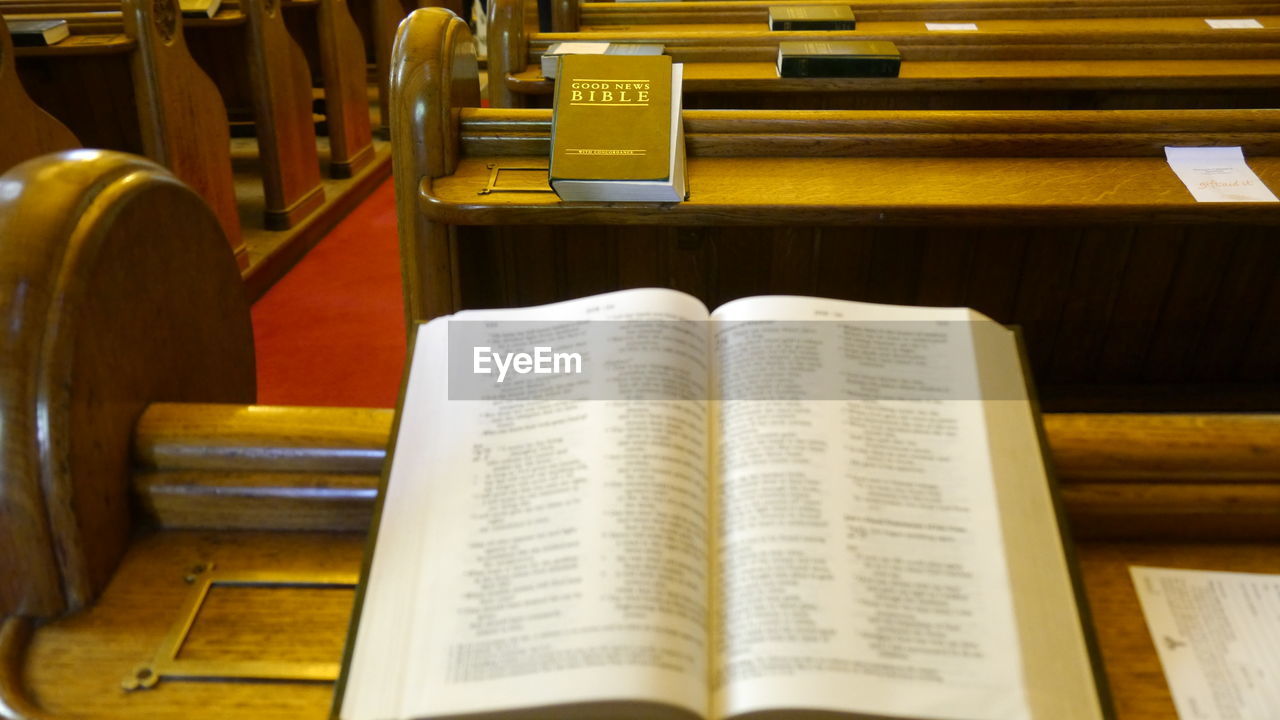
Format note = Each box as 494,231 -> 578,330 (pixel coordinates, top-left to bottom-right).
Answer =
251,177 -> 406,408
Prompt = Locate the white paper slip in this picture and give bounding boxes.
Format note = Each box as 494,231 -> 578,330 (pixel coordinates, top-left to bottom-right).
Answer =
1131,566 -> 1280,720
926,22 -> 978,30
1165,146 -> 1279,202
1205,18 -> 1264,28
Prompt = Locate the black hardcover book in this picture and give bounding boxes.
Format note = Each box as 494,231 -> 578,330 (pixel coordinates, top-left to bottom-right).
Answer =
6,19 -> 70,47
768,5 -> 855,31
777,40 -> 900,78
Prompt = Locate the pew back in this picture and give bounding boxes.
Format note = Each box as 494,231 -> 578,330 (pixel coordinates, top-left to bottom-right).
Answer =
396,8 -> 1280,410
572,0 -> 1280,31
490,0 -> 1280,109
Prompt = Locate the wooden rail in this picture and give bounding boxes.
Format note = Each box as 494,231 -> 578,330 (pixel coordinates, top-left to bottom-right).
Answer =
132,404 -> 1280,540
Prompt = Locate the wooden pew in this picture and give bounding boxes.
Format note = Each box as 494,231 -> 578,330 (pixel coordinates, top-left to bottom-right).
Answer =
3,0 -> 332,228
346,0 -> 464,133
4,0 -> 245,261
399,8 -> 1280,410
489,0 -> 1280,109
566,0 -> 1280,33
1,147 -> 1279,719
0,15 -> 78,171
6,0 -> 374,179
276,0 -> 377,177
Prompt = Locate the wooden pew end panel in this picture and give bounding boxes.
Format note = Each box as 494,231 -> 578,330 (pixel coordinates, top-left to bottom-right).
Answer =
0,150 -> 256,619
0,20 -> 80,173
390,7 -> 479,327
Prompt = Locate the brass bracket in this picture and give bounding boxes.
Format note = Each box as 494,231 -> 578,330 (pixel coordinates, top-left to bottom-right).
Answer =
478,164 -> 555,195
122,564 -> 358,691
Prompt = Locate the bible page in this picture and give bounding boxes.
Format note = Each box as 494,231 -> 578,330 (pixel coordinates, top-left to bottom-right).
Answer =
708,296 -> 1029,720
341,288 -> 713,720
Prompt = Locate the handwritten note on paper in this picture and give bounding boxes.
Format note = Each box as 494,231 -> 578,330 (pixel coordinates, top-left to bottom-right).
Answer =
926,22 -> 978,30
1165,147 -> 1280,202
1131,566 -> 1280,720
1205,18 -> 1265,28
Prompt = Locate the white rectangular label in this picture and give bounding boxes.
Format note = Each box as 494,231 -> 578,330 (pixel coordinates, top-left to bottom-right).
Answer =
1131,566 -> 1280,720
1165,146 -> 1279,202
1205,18 -> 1264,28
926,22 -> 978,31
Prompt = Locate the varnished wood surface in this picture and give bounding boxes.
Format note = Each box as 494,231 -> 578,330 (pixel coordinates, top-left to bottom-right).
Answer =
314,0 -> 375,176
574,14 -> 1280,34
10,0 -> 246,252
4,530 -> 1279,718
271,0 -> 376,177
507,57 -> 1280,97
239,0 -> 327,229
124,404 -> 1280,540
0,151 -> 256,617
136,404 -> 393,473
130,405 -> 1280,482
0,18 -> 79,172
425,153 -> 1280,225
18,530 -> 365,720
391,8 -> 482,328
6,0 -> 330,230
491,0 -> 1280,108
124,0 -> 245,258
394,6 -> 1280,395
579,0 -> 1280,25
9,30 -> 133,53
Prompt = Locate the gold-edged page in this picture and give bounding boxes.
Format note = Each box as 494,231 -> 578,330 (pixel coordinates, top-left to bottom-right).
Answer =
341,288 -> 714,720
707,296 -> 1030,720
971,318 -> 1106,720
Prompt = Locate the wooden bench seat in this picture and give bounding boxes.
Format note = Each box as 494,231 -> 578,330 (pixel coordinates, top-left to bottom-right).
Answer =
2,147 -> 1279,720
399,9 -> 1280,409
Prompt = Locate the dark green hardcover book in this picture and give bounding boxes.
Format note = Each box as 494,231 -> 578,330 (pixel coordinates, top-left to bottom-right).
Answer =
549,53 -> 686,202
6,19 -> 70,47
777,40 -> 900,78
768,5 -> 856,31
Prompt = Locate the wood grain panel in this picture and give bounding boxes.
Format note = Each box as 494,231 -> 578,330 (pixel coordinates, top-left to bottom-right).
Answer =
123,0 -> 245,258
0,20 -> 79,172
317,0 -> 374,176
0,152 -> 255,617
242,0 -> 326,228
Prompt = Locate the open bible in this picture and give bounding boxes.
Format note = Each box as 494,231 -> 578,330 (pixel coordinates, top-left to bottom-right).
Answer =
335,289 -> 1108,720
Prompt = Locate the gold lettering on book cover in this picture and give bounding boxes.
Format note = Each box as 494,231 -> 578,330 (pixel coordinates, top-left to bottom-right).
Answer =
569,79 -> 651,106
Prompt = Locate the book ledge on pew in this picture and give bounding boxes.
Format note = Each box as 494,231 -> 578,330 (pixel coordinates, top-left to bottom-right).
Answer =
506,59 -> 1280,94
418,107 -> 1280,225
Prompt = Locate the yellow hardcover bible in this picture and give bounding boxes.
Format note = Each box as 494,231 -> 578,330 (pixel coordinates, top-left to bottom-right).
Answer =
549,55 -> 687,202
